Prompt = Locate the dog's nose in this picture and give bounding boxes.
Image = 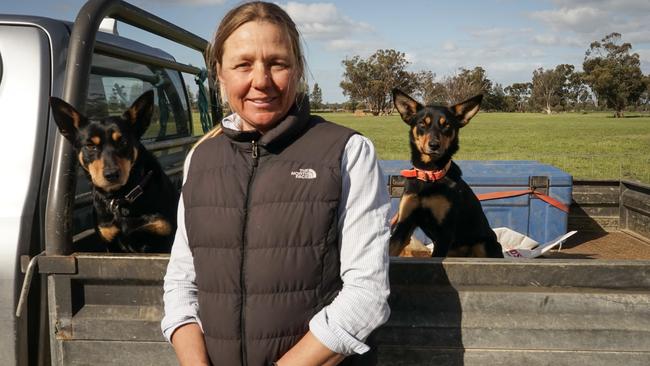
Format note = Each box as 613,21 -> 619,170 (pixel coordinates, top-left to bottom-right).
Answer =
428,140 -> 440,151
104,170 -> 121,183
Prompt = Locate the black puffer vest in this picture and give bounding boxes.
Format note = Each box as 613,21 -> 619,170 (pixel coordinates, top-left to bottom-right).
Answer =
183,103 -> 356,365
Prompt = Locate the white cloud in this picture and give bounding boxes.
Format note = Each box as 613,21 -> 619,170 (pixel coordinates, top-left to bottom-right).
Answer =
530,1 -> 650,46
551,0 -> 650,13
531,6 -> 608,34
280,2 -> 373,41
523,0 -> 650,81
533,35 -> 558,45
283,2 -> 339,24
406,39 -> 582,87
442,41 -> 457,51
529,49 -> 546,58
327,39 -> 363,52
470,27 -> 518,39
465,27 -> 534,51
622,24 -> 650,45
488,61 -> 544,74
532,34 -> 583,47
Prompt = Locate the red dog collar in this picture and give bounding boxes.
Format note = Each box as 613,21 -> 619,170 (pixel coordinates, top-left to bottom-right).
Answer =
400,161 -> 451,182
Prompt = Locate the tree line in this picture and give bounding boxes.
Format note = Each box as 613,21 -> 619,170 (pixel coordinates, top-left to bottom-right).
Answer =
310,33 -> 649,117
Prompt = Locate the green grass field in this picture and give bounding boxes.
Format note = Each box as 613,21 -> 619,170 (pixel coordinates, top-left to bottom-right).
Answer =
315,112 -> 650,183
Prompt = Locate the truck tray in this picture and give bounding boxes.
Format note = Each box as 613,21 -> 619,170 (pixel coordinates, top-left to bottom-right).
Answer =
547,231 -> 650,260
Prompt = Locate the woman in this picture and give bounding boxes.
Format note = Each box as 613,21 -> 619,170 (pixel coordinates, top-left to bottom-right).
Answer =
161,2 -> 391,365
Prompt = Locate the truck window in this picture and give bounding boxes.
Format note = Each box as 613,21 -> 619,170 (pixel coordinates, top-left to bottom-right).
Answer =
73,53 -> 193,245
87,53 -> 191,139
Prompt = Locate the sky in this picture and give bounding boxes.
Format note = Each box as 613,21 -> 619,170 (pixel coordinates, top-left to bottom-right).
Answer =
3,0 -> 650,103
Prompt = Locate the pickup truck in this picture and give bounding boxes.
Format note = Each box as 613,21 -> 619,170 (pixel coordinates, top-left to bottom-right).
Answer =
1,1 -> 649,365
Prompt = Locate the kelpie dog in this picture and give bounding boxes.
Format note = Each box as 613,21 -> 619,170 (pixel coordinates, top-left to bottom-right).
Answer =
389,89 -> 502,258
50,91 -> 178,253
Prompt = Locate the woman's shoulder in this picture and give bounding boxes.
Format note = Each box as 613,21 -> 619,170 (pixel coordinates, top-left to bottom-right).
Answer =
186,133 -> 228,171
194,131 -> 228,151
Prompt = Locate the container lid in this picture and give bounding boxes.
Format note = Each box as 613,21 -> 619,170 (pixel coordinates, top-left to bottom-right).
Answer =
380,160 -> 572,186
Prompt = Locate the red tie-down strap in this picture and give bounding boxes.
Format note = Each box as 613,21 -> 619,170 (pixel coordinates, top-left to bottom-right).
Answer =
476,189 -> 570,213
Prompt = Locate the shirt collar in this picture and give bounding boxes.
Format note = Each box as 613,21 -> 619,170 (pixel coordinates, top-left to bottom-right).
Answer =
221,113 -> 243,130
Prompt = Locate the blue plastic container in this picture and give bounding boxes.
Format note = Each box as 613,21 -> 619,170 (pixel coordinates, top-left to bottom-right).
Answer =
380,160 -> 573,244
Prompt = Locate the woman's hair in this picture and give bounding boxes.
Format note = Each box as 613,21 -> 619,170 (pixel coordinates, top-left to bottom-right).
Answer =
197,2 -> 306,146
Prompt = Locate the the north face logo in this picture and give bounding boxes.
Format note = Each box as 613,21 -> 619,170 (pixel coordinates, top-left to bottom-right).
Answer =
291,168 -> 317,179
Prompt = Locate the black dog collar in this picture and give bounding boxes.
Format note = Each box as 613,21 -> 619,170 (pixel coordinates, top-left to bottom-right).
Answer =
107,170 -> 153,216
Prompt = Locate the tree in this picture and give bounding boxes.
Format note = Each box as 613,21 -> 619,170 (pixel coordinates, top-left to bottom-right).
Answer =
187,89 -> 198,112
554,64 -> 576,110
108,88 -> 121,113
565,72 -> 593,111
442,67 -> 492,105
530,68 -> 558,114
504,82 -> 532,112
411,67 -> 495,108
340,49 -> 419,116
582,33 -> 646,117
413,70 -> 447,105
484,83 -> 507,111
128,83 -> 144,102
639,74 -> 650,111
530,65 -> 573,114
310,83 -> 323,110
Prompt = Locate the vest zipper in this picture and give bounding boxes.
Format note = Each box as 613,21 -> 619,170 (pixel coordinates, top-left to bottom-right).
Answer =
240,139 -> 259,366
251,140 -> 259,164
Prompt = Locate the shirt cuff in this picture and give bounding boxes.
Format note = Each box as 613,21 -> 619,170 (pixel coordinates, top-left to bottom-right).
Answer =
162,316 -> 203,343
308,309 -> 370,356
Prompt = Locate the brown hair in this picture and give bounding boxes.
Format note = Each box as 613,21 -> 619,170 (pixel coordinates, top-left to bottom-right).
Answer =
197,1 -> 306,146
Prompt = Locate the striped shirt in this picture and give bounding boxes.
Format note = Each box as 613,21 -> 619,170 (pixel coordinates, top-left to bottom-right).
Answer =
161,114 -> 391,355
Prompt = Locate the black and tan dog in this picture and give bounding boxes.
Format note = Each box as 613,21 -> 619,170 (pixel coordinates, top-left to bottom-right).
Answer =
389,89 -> 502,258
50,91 -> 178,253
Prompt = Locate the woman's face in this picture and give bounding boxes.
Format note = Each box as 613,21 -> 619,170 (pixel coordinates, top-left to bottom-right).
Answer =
218,21 -> 298,133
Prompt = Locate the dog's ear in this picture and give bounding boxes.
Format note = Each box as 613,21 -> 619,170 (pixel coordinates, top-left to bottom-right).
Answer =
50,97 -> 86,142
451,94 -> 483,127
392,88 -> 421,124
123,90 -> 154,138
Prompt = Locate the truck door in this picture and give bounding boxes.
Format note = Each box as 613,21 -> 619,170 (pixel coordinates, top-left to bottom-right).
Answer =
0,23 -> 52,366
